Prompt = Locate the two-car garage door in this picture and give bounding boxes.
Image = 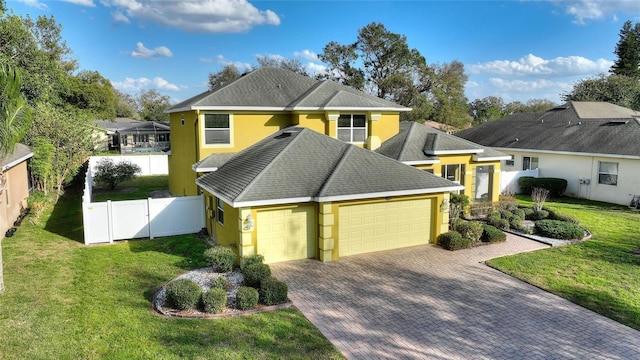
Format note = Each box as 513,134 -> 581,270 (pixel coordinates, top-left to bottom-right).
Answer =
338,198 -> 432,257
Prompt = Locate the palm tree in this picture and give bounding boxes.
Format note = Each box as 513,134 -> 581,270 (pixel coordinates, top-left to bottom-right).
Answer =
0,63 -> 31,293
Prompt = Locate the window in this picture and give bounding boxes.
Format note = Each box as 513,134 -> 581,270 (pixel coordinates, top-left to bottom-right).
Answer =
473,165 -> 494,202
155,133 -> 170,142
522,156 -> 539,170
205,114 -> 230,144
442,164 -> 465,184
216,198 -> 224,225
598,161 -> 618,185
337,114 -> 367,143
133,134 -> 149,144
121,135 -> 128,146
505,155 -> 515,166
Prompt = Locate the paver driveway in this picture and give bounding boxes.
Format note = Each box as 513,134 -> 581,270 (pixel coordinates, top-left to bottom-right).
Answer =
271,234 -> 640,359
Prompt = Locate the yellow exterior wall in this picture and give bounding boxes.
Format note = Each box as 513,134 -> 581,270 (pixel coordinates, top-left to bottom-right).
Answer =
293,113 -> 327,134
369,113 -> 401,145
169,111 -> 199,196
0,161 -> 30,239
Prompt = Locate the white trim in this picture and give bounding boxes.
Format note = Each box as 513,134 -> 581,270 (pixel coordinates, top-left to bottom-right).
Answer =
428,149 -> 484,155
2,152 -> 33,171
194,166 -> 218,173
473,155 -> 512,162
402,160 -> 440,165
493,147 -> 640,160
167,105 -> 411,113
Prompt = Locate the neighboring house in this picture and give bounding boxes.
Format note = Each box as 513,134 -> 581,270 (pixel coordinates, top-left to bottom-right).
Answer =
164,67 -> 496,263
456,101 -> 640,206
377,122 -> 510,203
1,144 -> 33,239
94,119 -> 171,154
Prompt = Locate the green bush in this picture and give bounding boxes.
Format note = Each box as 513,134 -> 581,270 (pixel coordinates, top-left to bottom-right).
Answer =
453,220 -> 483,244
241,254 -> 265,270
513,208 -> 526,220
93,158 -> 142,190
235,286 -> 259,310
509,215 -> 523,229
547,209 -> 580,224
165,279 -> 202,310
481,224 -> 506,243
243,263 -> 271,288
526,209 -> 549,221
210,275 -> 228,290
534,220 -> 585,240
201,288 -> 227,314
449,193 -> 470,220
518,177 -> 567,197
259,277 -> 288,306
487,215 -> 510,230
203,246 -> 237,273
437,231 -> 471,251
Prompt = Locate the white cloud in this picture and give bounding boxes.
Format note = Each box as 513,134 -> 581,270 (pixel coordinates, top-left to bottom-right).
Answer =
112,11 -> 130,24
16,0 -> 48,10
216,55 -> 253,71
62,0 -> 96,6
551,0 -> 640,24
306,62 -> 327,75
469,53 -> 612,77
130,42 -> 173,59
103,0 -> 280,33
112,76 -> 184,92
294,49 -> 319,61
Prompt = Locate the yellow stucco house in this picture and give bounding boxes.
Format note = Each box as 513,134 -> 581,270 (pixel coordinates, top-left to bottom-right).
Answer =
165,67 -> 505,263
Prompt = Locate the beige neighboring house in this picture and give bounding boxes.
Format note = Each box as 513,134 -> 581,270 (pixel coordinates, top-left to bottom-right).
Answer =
1,144 -> 33,238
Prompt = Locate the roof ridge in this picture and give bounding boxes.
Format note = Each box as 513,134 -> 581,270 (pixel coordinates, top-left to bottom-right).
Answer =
316,144 -> 354,198
234,127 -> 307,201
289,81 -> 326,107
397,121 -> 417,160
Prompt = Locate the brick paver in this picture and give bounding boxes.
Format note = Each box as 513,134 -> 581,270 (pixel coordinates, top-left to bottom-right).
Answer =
271,234 -> 640,359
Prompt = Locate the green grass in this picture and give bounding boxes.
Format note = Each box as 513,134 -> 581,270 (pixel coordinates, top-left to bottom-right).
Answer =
0,187 -> 343,359
488,196 -> 640,330
92,175 -> 169,202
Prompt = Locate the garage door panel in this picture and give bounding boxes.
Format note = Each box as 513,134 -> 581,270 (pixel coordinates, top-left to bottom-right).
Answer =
339,199 -> 432,257
257,206 -> 315,263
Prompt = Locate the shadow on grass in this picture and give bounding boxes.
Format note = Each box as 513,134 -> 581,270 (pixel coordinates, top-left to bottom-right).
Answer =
44,183 -> 85,243
127,236 -> 209,271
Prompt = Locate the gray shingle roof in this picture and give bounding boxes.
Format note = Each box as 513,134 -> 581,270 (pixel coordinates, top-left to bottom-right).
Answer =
376,122 -> 507,163
193,153 -> 237,172
455,101 -> 640,157
1,143 -> 33,171
118,121 -> 170,134
196,127 -> 461,207
167,67 -> 410,113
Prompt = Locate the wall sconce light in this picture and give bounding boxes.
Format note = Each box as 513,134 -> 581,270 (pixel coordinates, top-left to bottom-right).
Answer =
242,214 -> 254,231
181,114 -> 185,126
440,199 -> 449,212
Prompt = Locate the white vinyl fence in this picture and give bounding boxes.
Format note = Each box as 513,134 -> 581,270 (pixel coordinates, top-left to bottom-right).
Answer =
500,169 -> 539,194
89,154 -> 168,176
82,156 -> 205,245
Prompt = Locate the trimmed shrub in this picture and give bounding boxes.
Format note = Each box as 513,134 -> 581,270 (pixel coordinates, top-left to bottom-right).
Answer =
236,286 -> 259,310
437,231 -> 471,251
499,209 -> 513,220
210,275 -> 228,290
518,177 -> 567,197
241,254 -> 265,270
165,279 -> 202,310
547,209 -> 580,224
243,263 -> 271,288
201,288 -> 227,314
518,176 -> 536,195
487,216 -> 510,230
259,277 -> 288,306
534,220 -> 584,240
526,209 -> 549,221
481,224 -> 506,243
509,215 -> 523,230
453,220 -> 484,244
513,208 -> 526,220
449,193 -> 470,220
203,246 -> 237,273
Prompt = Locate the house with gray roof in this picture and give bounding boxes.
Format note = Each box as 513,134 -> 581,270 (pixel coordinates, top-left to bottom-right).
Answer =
94,119 -> 170,154
1,144 -> 33,239
456,101 -> 640,206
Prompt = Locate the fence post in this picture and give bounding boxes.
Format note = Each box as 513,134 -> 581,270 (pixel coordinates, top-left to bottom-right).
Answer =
107,200 -> 114,244
147,197 -> 153,240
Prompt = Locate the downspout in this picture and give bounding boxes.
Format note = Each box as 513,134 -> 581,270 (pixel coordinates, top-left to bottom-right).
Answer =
194,110 -> 201,196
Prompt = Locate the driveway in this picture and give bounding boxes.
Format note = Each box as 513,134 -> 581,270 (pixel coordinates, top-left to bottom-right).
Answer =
271,234 -> 640,359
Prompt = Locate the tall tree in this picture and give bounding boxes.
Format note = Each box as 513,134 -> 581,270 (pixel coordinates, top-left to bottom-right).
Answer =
317,41 -> 364,90
207,64 -> 241,91
255,55 -> 309,77
113,89 -> 138,119
561,73 -> 640,110
610,20 -> 640,78
137,89 -> 170,121
61,70 -> 116,120
427,61 -> 470,128
469,96 -> 506,125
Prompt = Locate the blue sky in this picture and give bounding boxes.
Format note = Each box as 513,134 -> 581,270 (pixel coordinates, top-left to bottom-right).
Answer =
8,0 -> 640,105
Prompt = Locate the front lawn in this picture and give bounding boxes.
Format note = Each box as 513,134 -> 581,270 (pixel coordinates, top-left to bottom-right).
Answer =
92,175 -> 169,202
488,196 -> 640,330
0,188 -> 343,359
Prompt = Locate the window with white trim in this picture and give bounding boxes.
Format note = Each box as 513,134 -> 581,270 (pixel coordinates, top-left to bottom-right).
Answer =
505,155 -> 515,166
205,114 -> 230,145
337,114 -> 367,143
598,161 -> 618,185
522,156 -> 539,170
216,198 -> 224,225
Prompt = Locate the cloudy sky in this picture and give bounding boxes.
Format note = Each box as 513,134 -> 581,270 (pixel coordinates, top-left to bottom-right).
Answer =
10,0 -> 640,105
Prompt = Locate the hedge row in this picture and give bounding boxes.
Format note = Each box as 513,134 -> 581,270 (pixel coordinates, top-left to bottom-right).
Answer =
518,177 -> 567,197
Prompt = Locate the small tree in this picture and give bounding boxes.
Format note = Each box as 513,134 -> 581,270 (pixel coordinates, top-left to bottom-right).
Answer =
93,158 -> 141,190
531,187 -> 550,211
449,193 -> 470,222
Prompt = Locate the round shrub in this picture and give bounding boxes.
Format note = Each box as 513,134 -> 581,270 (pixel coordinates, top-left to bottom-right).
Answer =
453,220 -> 483,244
481,224 -> 506,243
203,246 -> 237,273
235,286 -> 259,310
487,216 -> 510,230
259,276 -> 288,306
509,215 -> 523,230
525,209 -> 549,221
513,208 -> 526,220
243,263 -> 271,288
210,275 -> 228,290
534,220 -> 584,240
547,209 -> 580,224
241,254 -> 265,270
165,279 -> 202,310
499,209 -> 513,220
437,231 -> 471,251
201,288 -> 227,314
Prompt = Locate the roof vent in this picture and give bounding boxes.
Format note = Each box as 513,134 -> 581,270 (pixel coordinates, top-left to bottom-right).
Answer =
606,120 -> 629,125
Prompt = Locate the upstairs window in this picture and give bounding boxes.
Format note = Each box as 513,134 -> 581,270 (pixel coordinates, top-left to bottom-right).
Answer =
522,156 -> 539,170
598,161 -> 618,185
337,114 -> 367,143
205,114 -> 230,145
